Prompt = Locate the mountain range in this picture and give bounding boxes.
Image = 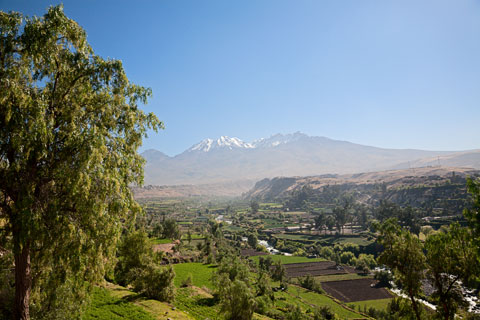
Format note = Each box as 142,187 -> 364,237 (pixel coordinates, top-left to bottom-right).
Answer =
141,132 -> 480,188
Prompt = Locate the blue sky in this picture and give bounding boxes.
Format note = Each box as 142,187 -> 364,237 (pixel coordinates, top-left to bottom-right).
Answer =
2,0 -> 480,156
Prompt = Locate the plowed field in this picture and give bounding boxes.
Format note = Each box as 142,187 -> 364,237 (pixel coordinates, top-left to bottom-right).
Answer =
321,279 -> 392,302
284,261 -> 349,277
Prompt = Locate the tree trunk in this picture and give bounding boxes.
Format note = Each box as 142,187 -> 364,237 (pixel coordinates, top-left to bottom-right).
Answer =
408,290 -> 421,320
14,241 -> 31,320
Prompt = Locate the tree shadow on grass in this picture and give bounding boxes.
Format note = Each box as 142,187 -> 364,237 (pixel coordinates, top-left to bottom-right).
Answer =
196,296 -> 216,307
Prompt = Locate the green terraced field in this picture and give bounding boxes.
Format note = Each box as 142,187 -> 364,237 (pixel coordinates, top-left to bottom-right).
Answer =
350,298 -> 392,312
173,262 -> 217,290
282,285 -> 363,319
82,287 -> 155,320
250,255 -> 326,265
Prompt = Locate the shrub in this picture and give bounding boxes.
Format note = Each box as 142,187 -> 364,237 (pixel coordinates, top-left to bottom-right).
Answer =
132,264 -> 175,302
318,246 -> 335,260
298,275 -> 323,294
285,304 -> 307,320
342,243 -> 359,255
181,274 -> 193,287
271,260 -> 286,282
220,280 -> 256,320
340,251 -> 354,264
374,269 -> 393,288
114,230 -> 152,286
314,306 -> 337,320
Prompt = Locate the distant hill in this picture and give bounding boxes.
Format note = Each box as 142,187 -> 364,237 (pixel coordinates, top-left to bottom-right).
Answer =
141,133 -> 480,188
243,167 -> 480,215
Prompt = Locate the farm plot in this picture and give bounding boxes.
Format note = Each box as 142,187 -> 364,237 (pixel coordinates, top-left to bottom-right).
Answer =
240,248 -> 268,257
321,279 -> 392,302
284,261 -> 349,277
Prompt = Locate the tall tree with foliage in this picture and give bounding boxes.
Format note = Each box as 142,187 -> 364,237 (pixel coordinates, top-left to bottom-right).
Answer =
376,219 -> 425,320
0,7 -> 161,319
424,223 -> 479,320
314,211 -> 326,234
464,177 -> 480,258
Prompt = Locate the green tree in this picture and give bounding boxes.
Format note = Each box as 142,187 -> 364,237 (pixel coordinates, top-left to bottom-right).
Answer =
114,230 -> 152,286
247,233 -> 258,249
250,201 -> 260,214
162,218 -> 180,240
271,260 -> 286,282
333,198 -> 351,235
220,279 -> 256,320
325,215 -> 336,234
258,256 -> 273,273
376,219 -> 425,320
132,264 -> 175,302
213,255 -> 255,320
464,177 -> 480,258
298,275 -> 322,293
0,7 -> 161,319
314,212 -> 326,234
424,223 -> 479,320
255,271 -> 274,299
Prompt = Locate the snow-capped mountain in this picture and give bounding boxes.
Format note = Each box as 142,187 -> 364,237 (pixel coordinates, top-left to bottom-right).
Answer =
187,136 -> 254,152
252,132 -> 308,148
141,132 -> 480,188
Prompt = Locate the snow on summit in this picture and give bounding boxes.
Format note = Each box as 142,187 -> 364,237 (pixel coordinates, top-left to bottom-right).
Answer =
189,136 -> 254,152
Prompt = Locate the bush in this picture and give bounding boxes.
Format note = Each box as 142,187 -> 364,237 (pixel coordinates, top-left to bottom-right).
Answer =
254,295 -> 272,315
342,243 -> 359,255
132,264 -> 175,302
285,304 -> 307,320
356,254 -> 376,273
314,306 -> 337,320
298,275 -> 323,294
340,251 -> 354,264
181,274 -> 193,287
374,269 -> 393,288
220,279 -> 256,320
271,260 -> 286,282
318,246 -> 335,260
114,230 -> 153,286
355,259 -> 369,274
357,254 -> 376,269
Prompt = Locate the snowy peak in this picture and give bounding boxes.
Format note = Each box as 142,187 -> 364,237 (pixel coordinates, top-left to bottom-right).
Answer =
252,132 -> 308,148
188,136 -> 255,152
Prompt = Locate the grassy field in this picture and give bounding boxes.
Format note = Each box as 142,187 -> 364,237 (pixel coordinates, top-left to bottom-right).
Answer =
82,287 -> 156,320
349,298 -> 392,312
314,273 -> 372,282
282,285 -> 363,319
173,263 -> 216,290
181,234 -> 205,240
323,236 -> 373,246
250,255 -> 325,265
174,287 -> 219,320
151,238 -> 173,244
83,284 -> 193,320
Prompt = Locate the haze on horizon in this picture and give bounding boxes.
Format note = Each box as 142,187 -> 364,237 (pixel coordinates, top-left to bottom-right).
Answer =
4,0 -> 480,156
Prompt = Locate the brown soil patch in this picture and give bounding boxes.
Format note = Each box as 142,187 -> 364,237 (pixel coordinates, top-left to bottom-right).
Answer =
284,261 -> 348,277
321,279 -> 392,302
153,243 -> 175,253
240,248 -> 268,257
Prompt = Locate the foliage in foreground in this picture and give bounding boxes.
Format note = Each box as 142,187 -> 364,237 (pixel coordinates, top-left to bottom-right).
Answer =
0,5 -> 161,319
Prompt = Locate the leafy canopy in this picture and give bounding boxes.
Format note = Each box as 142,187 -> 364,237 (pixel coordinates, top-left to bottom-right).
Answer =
0,5 -> 161,317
